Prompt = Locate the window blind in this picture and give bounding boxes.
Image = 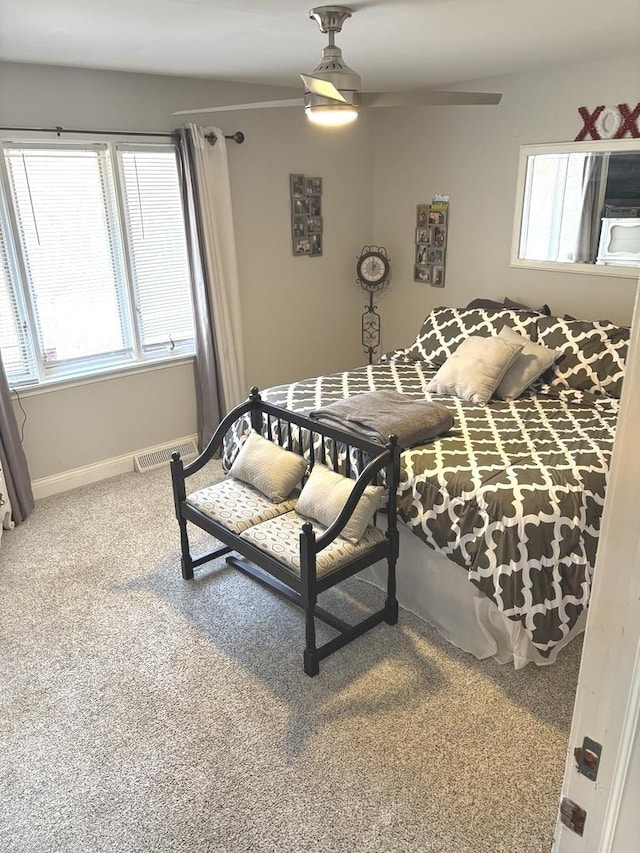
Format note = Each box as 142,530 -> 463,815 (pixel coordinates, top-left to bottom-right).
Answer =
4,145 -> 132,370
118,147 -> 194,352
520,152 -> 588,262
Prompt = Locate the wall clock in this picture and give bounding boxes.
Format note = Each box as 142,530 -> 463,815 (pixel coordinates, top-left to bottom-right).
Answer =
356,246 -> 391,291
356,245 -> 391,364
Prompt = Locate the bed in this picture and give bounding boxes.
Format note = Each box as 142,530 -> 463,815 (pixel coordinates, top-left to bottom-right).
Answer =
225,306 -> 627,668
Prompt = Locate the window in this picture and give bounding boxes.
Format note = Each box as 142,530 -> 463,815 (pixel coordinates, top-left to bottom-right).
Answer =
0,140 -> 195,387
519,152 -> 588,262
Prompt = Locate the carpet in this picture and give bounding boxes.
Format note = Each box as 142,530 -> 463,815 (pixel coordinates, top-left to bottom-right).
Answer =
0,461 -> 581,852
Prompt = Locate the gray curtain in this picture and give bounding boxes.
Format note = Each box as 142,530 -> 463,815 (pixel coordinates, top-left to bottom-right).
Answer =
0,349 -> 34,525
175,125 -> 247,449
573,154 -> 603,263
176,127 -> 224,449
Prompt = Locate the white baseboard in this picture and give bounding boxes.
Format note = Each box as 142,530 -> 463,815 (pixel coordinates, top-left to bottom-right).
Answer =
31,434 -> 199,500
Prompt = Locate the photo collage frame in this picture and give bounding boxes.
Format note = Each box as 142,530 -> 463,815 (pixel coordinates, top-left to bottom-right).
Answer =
290,173 -> 323,257
413,195 -> 449,287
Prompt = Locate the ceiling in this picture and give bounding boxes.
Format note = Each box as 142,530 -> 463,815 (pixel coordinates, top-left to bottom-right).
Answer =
1,0 -> 639,91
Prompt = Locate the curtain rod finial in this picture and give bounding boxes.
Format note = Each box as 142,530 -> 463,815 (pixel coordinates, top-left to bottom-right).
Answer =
205,130 -> 245,145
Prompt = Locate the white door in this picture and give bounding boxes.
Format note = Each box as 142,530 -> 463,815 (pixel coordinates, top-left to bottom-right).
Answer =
553,278 -> 640,852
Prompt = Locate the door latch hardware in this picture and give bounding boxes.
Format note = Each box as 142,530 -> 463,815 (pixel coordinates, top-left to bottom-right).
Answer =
574,736 -> 602,781
560,797 -> 587,836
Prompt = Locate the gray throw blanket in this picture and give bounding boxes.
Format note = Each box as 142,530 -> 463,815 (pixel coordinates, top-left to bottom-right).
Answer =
309,390 -> 454,447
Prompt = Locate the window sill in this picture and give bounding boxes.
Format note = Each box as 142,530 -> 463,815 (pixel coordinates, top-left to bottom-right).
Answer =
9,353 -> 196,400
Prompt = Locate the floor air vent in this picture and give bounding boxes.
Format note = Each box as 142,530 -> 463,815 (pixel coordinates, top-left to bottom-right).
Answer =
134,439 -> 198,473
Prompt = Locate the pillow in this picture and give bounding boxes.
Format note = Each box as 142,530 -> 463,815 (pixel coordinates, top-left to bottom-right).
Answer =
296,463 -> 386,544
465,298 -> 504,310
402,307 -> 540,366
466,297 -> 551,315
494,327 -> 559,400
536,316 -> 630,398
503,296 -> 552,316
425,335 -> 524,404
228,430 -> 307,503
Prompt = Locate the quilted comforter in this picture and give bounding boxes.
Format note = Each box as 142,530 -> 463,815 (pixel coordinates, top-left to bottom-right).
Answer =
252,357 -> 618,658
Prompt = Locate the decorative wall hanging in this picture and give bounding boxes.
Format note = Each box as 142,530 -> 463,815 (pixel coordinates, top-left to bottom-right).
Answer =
290,173 -> 323,256
413,194 -> 449,287
575,103 -> 640,141
356,245 -> 390,364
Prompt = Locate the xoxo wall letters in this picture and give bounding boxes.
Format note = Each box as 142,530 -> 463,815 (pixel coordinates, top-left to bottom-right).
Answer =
575,103 -> 640,141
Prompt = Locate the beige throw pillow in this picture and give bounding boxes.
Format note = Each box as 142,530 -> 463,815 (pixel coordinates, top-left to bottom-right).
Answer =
425,335 -> 524,404
228,430 -> 307,503
296,463 -> 386,544
494,327 -> 559,400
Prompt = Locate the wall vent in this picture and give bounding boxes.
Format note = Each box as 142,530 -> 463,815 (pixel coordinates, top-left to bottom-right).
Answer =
134,439 -> 198,473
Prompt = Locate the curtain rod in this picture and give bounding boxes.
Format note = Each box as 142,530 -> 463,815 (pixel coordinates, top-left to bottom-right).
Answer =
0,125 -> 245,144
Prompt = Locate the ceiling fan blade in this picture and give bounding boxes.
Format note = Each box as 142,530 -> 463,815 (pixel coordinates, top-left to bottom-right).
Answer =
300,74 -> 347,103
360,91 -> 503,108
172,99 -> 304,116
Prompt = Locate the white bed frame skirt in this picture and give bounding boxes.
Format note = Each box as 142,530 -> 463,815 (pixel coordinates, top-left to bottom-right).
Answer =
361,522 -> 586,669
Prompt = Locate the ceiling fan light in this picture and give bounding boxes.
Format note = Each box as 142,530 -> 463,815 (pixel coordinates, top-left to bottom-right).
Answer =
305,104 -> 358,127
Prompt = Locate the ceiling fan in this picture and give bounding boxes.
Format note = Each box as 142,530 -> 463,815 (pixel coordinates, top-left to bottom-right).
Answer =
173,5 -> 502,127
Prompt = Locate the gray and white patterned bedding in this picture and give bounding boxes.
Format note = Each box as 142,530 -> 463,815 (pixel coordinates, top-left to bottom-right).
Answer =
260,360 -> 619,657
225,308 -> 626,658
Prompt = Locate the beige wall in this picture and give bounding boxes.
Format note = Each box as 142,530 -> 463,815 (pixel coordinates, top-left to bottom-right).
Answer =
2,54 -> 639,485
15,361 -> 198,479
371,53 -> 640,352
1,62 -> 374,481
226,104 -> 375,388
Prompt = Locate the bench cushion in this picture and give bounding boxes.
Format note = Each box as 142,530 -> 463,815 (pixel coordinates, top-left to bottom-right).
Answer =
186,478 -> 297,534
239,510 -> 386,578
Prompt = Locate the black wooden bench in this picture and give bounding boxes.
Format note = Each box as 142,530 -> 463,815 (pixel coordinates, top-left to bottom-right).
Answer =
170,388 -> 401,676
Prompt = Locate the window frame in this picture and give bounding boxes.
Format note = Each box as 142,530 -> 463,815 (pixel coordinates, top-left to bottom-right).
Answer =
0,136 -> 196,389
0,187 -> 39,384
510,139 -> 640,278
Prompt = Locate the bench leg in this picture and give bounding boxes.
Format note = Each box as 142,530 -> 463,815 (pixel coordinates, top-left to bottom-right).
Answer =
178,518 -> 194,580
385,597 -> 399,625
304,647 -> 320,677
302,597 -> 320,676
385,553 -> 399,625
301,553 -> 320,677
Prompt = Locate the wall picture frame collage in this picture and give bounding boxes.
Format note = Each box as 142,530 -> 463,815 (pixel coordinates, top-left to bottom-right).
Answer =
414,196 -> 449,286
290,173 -> 323,257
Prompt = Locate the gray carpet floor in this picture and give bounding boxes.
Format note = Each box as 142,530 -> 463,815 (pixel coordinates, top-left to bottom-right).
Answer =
0,461 -> 582,853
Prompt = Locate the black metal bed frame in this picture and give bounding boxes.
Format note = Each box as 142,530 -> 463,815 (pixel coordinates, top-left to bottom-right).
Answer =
170,388 -> 401,676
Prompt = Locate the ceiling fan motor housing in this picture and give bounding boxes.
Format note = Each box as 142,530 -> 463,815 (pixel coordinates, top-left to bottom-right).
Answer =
308,48 -> 361,101
307,5 -> 360,106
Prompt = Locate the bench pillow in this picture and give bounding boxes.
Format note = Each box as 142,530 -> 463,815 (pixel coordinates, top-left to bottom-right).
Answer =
425,334 -> 524,404
536,316 -> 629,398
296,463 -> 386,544
229,430 -> 307,503
494,327 -> 559,400
401,306 -> 541,366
